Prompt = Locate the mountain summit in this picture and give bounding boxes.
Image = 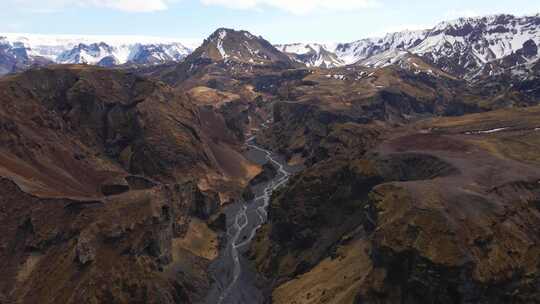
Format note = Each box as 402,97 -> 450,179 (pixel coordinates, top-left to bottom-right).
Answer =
155,28 -> 298,85
276,43 -> 344,68
190,28 -> 293,65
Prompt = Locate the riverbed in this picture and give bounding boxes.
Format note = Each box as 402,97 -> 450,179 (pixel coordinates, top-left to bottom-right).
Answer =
204,136 -> 301,304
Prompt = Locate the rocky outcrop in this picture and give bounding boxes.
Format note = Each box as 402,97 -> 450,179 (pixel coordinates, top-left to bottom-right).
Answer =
249,159 -> 384,281
186,182 -> 220,220
250,108 -> 540,303
100,175 -> 130,196
258,101 -> 382,165
0,65 -> 231,303
75,230 -> 96,265
0,177 -> 217,304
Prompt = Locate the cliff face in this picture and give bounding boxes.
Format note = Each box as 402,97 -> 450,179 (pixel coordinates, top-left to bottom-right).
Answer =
0,178 -> 213,304
257,101 -> 383,165
0,65 -> 240,303
250,107 -> 540,304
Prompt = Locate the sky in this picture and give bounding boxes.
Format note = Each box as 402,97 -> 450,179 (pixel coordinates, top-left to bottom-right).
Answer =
1,0 -> 540,44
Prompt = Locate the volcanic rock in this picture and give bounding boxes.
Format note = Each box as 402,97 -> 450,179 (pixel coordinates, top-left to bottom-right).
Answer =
251,106 -> 540,303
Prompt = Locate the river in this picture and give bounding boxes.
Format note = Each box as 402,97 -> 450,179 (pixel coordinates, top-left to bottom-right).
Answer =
204,135 -> 300,304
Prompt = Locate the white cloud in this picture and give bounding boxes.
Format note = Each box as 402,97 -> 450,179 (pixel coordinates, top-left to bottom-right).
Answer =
200,0 -> 380,15
10,0 -> 173,12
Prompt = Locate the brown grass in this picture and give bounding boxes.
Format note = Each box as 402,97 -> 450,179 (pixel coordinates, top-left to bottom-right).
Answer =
173,218 -> 218,260
272,239 -> 372,304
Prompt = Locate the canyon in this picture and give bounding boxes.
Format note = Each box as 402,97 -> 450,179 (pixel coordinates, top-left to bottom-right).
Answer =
1,13 -> 540,304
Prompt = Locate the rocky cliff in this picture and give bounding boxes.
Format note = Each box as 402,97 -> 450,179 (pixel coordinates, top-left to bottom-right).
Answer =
0,65 -> 254,303
250,106 -> 540,303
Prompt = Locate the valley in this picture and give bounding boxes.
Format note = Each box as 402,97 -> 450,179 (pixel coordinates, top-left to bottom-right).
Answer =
0,11 -> 540,304
205,136 -> 300,304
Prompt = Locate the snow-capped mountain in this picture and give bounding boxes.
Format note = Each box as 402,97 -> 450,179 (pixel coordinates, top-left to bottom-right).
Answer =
334,30 -> 429,65
2,13 -> 540,80
192,28 -> 293,65
410,14 -> 540,78
53,41 -> 191,66
276,43 -> 344,68
0,37 -> 52,75
155,28 -> 298,86
279,14 -> 540,79
0,33 -> 197,72
277,30 -> 428,67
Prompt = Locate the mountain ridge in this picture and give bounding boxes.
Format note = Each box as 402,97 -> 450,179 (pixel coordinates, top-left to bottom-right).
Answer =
0,33 -> 197,72
2,13 -> 540,81
279,13 -> 540,79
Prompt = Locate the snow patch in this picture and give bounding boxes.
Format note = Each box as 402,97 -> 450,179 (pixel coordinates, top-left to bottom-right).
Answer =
465,127 -> 509,135
216,30 -> 229,59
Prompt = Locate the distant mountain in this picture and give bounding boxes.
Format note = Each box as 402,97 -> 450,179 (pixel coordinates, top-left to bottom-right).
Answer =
191,28 -> 293,64
0,33 -> 196,74
3,13 -> 540,80
156,28 -> 297,86
279,14 -> 540,79
0,38 -> 52,75
275,43 -> 343,68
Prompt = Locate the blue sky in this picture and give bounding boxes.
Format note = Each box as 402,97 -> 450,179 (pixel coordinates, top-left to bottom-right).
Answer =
2,0 -> 539,43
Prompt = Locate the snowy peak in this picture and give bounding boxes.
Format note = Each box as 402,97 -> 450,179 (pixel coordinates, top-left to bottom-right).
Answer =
2,14 -> 540,80
0,36 -> 52,75
276,43 -> 344,68
278,30 -> 429,68
335,30 -> 428,65
57,42 -> 115,65
277,43 -> 322,55
280,14 -> 540,79
412,14 -> 540,78
193,28 -> 293,65
127,42 -> 191,65
0,33 -> 195,68
421,14 -> 540,58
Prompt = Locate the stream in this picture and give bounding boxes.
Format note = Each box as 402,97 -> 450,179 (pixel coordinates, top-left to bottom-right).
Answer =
204,135 -> 299,304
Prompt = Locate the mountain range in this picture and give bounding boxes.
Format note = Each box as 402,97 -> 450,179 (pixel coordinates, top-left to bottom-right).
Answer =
0,33 -> 195,74
279,14 -> 540,79
2,14 -> 540,81
1,11 -> 540,304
